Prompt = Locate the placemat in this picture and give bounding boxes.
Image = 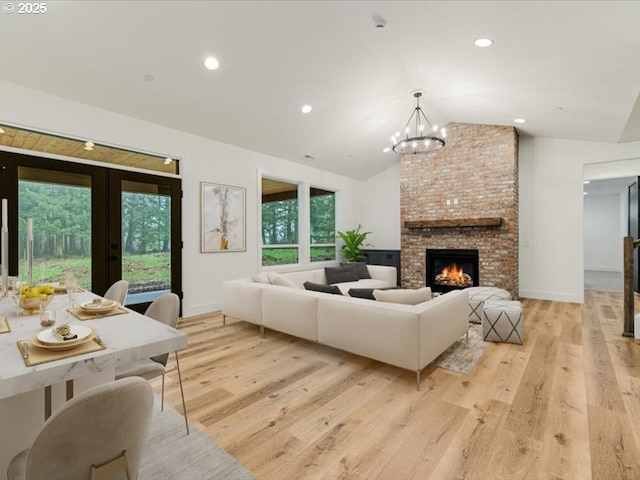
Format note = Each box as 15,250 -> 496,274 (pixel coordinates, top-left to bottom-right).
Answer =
17,337 -> 106,367
68,305 -> 128,321
0,316 -> 10,334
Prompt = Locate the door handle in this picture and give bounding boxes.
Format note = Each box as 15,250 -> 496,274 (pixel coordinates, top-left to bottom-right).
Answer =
110,255 -> 119,261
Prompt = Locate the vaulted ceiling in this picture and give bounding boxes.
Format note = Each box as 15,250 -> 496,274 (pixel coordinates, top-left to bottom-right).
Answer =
1,1 -> 639,180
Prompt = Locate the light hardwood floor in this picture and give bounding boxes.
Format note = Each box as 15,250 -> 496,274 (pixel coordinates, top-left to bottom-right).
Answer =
152,291 -> 640,480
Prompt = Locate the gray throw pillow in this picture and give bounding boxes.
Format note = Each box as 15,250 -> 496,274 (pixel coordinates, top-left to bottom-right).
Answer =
303,281 -> 343,295
340,261 -> 371,279
324,265 -> 359,284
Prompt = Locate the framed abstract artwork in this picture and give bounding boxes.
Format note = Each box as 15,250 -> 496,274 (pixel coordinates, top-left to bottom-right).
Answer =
201,182 -> 246,252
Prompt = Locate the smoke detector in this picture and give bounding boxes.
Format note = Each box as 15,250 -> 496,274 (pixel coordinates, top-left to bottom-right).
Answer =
373,16 -> 387,30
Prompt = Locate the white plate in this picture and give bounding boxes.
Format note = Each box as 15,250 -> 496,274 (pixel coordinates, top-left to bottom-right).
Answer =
37,324 -> 93,345
31,328 -> 97,350
79,300 -> 117,313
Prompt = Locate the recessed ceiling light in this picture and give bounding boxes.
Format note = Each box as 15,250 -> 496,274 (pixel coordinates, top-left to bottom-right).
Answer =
303,154 -> 316,160
474,38 -> 493,48
383,147 -> 391,153
143,74 -> 155,82
514,118 -> 526,124
301,105 -> 312,114
204,56 -> 219,70
164,158 -> 173,165
583,191 -> 588,195
84,141 -> 94,151
583,180 -> 591,184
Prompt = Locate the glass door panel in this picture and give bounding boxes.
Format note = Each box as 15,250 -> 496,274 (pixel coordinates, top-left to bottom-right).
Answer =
17,167 -> 92,289
120,180 -> 172,305
0,151 -> 181,314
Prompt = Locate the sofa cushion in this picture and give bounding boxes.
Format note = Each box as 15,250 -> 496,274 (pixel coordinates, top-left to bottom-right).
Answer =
340,261 -> 371,279
325,265 -> 359,284
268,272 -> 300,288
252,272 -> 271,284
335,279 -> 392,295
373,287 -> 432,305
303,281 -> 343,295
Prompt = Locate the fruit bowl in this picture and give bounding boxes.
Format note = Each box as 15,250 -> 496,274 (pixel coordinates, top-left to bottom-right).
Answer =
19,294 -> 54,315
18,284 -> 55,315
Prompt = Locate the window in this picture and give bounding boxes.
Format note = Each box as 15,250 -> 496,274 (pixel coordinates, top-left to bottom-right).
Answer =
261,178 -> 299,266
310,188 -> 335,262
261,177 -> 335,267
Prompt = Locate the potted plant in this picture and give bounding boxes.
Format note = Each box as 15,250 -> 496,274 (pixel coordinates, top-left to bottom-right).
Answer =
336,224 -> 372,262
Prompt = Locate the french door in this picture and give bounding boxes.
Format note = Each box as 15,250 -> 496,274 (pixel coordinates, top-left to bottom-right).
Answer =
0,151 -> 182,313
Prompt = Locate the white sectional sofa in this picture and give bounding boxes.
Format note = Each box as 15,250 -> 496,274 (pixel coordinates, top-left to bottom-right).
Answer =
222,265 -> 469,389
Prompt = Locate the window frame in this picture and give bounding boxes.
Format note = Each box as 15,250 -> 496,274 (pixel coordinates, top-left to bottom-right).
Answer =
259,172 -> 337,271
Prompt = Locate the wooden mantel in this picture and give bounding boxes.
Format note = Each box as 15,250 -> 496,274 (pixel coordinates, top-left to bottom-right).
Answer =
404,217 -> 503,229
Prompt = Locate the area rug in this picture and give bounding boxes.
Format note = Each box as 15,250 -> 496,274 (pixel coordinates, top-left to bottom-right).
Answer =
432,324 -> 489,374
139,397 -> 257,480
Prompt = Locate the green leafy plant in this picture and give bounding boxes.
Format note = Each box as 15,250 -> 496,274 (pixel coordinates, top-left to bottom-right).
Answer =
336,224 -> 372,262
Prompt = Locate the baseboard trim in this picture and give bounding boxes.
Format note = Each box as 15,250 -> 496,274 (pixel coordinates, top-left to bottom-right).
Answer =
183,301 -> 222,318
519,289 -> 583,304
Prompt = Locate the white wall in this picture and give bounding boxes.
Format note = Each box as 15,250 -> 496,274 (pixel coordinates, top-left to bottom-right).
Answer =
518,136 -> 640,303
0,80 -> 363,317
359,164 -> 401,250
583,194 -> 624,272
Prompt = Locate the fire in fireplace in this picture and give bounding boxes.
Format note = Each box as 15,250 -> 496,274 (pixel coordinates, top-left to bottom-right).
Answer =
426,249 -> 479,293
435,263 -> 473,288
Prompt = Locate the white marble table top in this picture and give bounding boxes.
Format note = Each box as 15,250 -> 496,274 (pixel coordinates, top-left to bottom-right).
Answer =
0,290 -> 188,399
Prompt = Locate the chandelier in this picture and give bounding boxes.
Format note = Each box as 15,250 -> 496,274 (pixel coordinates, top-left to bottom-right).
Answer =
391,92 -> 446,154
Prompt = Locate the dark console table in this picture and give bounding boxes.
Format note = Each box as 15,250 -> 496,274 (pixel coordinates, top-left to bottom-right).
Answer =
362,249 -> 401,286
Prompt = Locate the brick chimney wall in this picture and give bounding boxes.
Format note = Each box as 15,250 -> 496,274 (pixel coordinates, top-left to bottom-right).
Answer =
400,123 -> 519,298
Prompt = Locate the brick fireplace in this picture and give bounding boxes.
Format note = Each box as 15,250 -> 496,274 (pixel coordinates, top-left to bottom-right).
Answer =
400,123 -> 519,298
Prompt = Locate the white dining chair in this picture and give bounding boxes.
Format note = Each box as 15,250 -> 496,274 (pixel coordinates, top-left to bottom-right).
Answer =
115,292 -> 189,434
104,279 -> 128,305
7,377 -> 154,480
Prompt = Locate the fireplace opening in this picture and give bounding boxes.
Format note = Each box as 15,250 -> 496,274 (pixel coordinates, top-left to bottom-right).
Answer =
426,249 -> 479,293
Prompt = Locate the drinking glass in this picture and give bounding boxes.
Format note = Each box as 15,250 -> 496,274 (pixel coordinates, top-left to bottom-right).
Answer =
65,274 -> 78,320
8,277 -> 23,318
40,309 -> 56,328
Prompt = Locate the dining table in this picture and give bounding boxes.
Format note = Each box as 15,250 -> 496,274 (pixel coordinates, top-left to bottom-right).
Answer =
0,288 -> 188,477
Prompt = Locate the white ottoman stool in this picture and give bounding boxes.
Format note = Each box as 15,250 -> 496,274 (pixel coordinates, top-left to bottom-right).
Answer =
482,299 -> 524,344
466,286 -> 511,324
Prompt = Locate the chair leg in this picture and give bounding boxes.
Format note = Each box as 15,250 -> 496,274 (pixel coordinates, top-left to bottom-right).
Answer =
161,373 -> 165,412
174,350 -> 190,435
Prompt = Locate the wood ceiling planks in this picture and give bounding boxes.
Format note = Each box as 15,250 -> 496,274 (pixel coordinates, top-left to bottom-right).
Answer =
0,124 -> 178,174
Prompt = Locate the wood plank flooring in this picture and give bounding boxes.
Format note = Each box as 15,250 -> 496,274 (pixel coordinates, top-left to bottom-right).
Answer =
151,291 -> 640,480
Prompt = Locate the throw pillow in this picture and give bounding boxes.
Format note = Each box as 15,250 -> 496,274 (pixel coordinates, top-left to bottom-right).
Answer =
373,287 -> 432,305
267,272 -> 300,289
252,272 -> 271,284
303,281 -> 343,295
347,288 -> 376,300
340,261 -> 371,279
324,265 -> 359,284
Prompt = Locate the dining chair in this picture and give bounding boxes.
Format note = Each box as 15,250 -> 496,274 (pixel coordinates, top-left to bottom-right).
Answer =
6,376 -> 154,480
104,279 -> 128,304
115,292 -> 189,434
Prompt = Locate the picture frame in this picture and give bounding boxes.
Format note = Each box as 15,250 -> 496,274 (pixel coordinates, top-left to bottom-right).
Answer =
201,182 -> 246,252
